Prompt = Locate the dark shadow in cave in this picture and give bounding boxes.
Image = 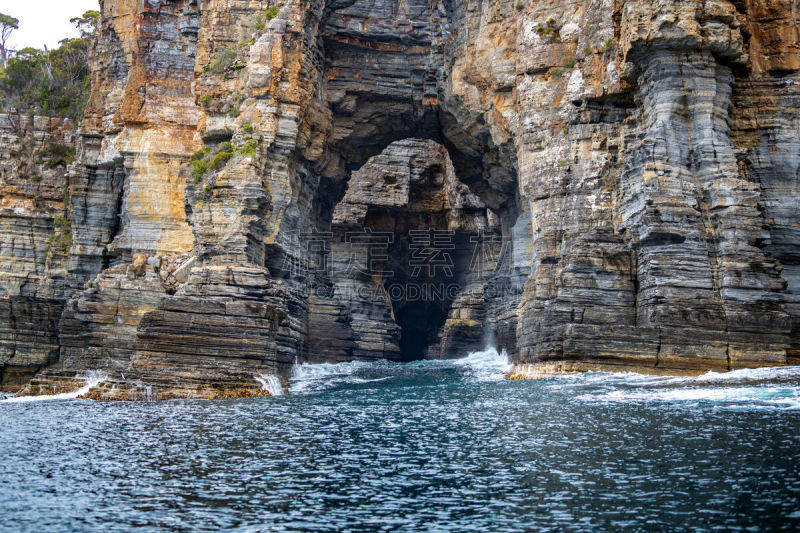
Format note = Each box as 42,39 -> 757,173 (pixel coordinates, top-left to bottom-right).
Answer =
396,301 -> 447,362
304,1 -> 522,362
381,232 -> 476,361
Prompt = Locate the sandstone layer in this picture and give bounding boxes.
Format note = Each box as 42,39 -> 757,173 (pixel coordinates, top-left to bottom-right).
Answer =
1,0 -> 798,397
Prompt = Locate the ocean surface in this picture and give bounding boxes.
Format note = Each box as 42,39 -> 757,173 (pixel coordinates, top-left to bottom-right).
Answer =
1,349 -> 799,532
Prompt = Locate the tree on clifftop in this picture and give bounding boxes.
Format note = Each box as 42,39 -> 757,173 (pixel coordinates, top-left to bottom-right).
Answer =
0,11 -> 97,120
0,13 -> 19,69
70,10 -> 100,39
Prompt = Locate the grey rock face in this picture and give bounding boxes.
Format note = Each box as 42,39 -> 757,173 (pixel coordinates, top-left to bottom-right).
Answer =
128,262 -> 298,397
732,72 -> 800,364
0,114 -> 75,389
513,0 -> 798,376
322,138 -> 500,361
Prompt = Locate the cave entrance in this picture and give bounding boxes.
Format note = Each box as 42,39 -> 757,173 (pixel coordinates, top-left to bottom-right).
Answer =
396,300 -> 448,362
381,229 -> 478,361
312,1 -> 521,363
318,128 -> 519,362
326,135 -> 497,362
318,127 -> 519,362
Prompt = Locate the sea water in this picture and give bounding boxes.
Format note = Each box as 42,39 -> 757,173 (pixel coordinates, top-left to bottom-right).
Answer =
1,349 -> 799,531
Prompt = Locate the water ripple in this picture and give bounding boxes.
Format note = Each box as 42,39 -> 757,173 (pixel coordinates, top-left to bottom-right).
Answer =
1,352 -> 799,531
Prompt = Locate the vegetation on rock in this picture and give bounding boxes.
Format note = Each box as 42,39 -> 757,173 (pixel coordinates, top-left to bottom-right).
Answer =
36,142 -> 75,168
51,215 -> 73,252
0,10 -> 97,120
265,5 -> 281,20
205,47 -> 238,74
190,135 -> 259,183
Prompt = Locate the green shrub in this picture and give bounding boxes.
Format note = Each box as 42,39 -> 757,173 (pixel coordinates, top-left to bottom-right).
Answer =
192,159 -> 209,182
583,45 -> 593,55
242,123 -> 254,133
36,142 -> 75,167
564,57 -> 576,69
265,5 -> 281,20
251,12 -> 265,25
54,216 -> 71,229
602,38 -> 615,52
49,216 -> 74,252
0,33 -> 92,120
210,151 -> 233,170
191,146 -> 211,161
228,106 -> 241,118
558,159 -> 569,167
548,67 -> 564,76
59,230 -> 73,251
191,140 -> 238,181
237,139 -> 258,157
515,4 -> 524,10
207,47 -> 238,74
200,95 -> 213,108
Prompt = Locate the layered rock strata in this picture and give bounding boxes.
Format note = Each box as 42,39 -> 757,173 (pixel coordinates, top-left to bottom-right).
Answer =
0,113 -> 75,389
1,0 -> 798,397
325,138 -> 499,361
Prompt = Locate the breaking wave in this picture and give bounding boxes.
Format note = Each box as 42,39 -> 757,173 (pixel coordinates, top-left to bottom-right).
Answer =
255,374 -> 284,396
1,371 -> 106,403
289,346 -> 510,395
569,365 -> 800,410
451,346 -> 512,381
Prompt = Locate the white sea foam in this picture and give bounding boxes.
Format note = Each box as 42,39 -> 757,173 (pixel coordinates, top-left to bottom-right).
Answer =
553,365 -> 800,389
452,346 -> 512,381
579,385 -> 800,409
255,374 -> 284,396
289,359 -> 381,394
289,347 -> 511,394
291,360 -> 376,381
690,365 -> 800,383
556,364 -> 800,410
350,376 -> 392,384
1,371 -> 106,403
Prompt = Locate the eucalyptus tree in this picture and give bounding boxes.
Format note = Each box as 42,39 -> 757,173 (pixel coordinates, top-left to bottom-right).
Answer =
0,13 -> 19,68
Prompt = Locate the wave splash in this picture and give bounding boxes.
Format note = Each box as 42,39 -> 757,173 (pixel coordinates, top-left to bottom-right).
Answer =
289,346 -> 510,395
289,359 -> 394,395
1,371 -> 106,403
255,374 -> 284,396
451,346 -> 511,381
567,365 -> 800,410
